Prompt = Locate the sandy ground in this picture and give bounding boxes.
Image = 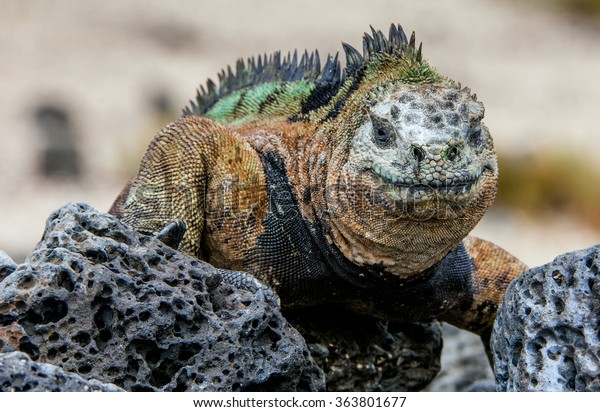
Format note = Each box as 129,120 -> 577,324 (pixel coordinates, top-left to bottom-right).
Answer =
1,0 -> 599,264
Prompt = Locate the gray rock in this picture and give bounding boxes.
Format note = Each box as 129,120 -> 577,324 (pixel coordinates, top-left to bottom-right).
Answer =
0,250 -> 17,282
0,351 -> 123,392
286,307 -> 442,391
492,245 -> 600,391
0,203 -> 324,391
425,323 -> 493,392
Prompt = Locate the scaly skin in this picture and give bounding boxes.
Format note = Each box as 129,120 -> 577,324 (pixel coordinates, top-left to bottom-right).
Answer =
110,25 -> 527,337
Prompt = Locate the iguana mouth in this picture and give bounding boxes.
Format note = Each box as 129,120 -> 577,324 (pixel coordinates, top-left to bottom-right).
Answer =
371,164 -> 489,201
391,180 -> 476,195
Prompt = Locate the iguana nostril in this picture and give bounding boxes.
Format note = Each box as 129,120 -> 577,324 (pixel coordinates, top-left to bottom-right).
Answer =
411,145 -> 425,162
445,145 -> 460,161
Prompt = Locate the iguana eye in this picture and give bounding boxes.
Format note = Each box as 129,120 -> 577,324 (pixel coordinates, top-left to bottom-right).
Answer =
370,114 -> 397,149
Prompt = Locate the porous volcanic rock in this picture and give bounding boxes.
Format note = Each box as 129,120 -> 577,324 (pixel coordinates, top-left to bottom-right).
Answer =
0,203 -> 324,391
492,245 -> 600,391
286,307 -> 442,391
0,351 -> 123,392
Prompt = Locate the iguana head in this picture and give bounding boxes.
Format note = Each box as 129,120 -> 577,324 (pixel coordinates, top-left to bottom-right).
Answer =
323,25 -> 498,276
345,84 -> 496,220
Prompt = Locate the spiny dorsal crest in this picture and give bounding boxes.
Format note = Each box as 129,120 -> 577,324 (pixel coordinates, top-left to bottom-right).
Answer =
183,50 -> 342,117
183,24 -> 425,122
342,24 -> 422,74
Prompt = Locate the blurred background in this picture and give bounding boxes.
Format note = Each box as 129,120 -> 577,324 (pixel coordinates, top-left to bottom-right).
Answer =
1,0 -> 599,264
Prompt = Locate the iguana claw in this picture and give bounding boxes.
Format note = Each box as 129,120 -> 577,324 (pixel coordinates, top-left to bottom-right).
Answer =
156,219 -> 187,250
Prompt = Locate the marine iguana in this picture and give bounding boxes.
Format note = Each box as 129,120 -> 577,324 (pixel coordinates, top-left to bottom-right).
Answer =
110,24 -> 526,339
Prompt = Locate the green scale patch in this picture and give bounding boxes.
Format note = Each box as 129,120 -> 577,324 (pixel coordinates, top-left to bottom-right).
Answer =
205,81 -> 316,124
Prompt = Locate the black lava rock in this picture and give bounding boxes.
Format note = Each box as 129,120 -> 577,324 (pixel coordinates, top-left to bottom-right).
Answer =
492,245 -> 600,391
286,307 -> 442,391
0,351 -> 123,392
0,203 -> 324,391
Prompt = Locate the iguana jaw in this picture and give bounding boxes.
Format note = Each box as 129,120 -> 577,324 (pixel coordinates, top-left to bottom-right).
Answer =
324,161 -> 498,277
370,162 -> 495,205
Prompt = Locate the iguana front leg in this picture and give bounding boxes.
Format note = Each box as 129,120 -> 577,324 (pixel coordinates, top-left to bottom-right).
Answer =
441,235 -> 527,341
109,116 -> 268,265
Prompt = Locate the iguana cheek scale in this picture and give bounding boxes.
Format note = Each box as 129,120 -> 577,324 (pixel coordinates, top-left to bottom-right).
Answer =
110,24 -> 527,341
